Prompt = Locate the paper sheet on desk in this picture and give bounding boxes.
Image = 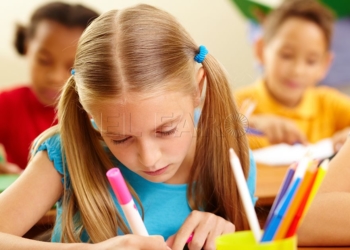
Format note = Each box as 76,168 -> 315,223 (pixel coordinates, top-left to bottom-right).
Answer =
252,139 -> 334,166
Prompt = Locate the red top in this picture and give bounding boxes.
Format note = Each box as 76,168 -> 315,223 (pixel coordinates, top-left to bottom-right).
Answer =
0,86 -> 57,169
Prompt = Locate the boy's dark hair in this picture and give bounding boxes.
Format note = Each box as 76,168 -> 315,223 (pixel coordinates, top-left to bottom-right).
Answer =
263,0 -> 334,49
14,1 -> 99,55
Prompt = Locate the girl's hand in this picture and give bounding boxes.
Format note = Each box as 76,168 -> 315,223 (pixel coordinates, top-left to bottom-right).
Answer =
166,210 -> 235,250
0,162 -> 23,174
249,115 -> 307,145
93,235 -> 170,250
0,144 -> 22,174
331,127 -> 350,152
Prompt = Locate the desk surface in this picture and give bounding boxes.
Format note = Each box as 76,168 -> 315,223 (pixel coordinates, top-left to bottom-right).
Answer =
255,164 -> 289,206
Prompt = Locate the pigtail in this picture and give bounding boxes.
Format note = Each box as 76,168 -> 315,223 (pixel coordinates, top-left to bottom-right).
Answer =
58,76 -> 130,242
188,54 -> 250,231
13,23 -> 27,55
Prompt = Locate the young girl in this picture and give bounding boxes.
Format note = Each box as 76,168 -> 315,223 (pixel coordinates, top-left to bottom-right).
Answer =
0,4 -> 256,250
0,2 -> 99,173
298,136 -> 350,246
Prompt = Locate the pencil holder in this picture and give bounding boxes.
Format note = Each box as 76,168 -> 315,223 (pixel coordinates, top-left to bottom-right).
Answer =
216,231 -> 297,250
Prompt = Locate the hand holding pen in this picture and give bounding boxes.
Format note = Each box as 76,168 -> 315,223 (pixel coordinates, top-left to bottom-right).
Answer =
166,210 -> 235,250
249,115 -> 307,145
92,235 -> 170,250
106,168 -> 173,250
107,168 -> 148,236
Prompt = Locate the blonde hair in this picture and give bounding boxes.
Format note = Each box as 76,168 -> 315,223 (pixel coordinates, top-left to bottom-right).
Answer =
34,4 -> 250,243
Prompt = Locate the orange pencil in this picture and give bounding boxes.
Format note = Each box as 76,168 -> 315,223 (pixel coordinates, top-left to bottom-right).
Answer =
303,159 -> 329,214
273,160 -> 318,240
286,159 -> 329,237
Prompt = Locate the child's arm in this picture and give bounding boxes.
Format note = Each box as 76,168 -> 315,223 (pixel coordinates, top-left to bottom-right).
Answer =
249,114 -> 307,145
0,232 -> 169,250
0,151 -> 63,236
0,232 -> 90,250
298,137 -> 350,246
0,151 -> 169,250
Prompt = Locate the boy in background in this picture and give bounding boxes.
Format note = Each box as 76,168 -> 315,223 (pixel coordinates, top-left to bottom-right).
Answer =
235,0 -> 350,151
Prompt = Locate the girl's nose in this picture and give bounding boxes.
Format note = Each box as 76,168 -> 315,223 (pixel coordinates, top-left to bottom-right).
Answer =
137,138 -> 162,168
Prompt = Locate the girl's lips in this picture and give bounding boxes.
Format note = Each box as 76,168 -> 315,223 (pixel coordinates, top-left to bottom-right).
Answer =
143,165 -> 169,176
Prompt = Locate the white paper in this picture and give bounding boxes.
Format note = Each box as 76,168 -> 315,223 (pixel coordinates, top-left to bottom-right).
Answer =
252,138 -> 334,166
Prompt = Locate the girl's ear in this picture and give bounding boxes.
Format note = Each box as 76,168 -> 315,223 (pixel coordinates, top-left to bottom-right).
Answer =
195,67 -> 205,107
254,36 -> 265,65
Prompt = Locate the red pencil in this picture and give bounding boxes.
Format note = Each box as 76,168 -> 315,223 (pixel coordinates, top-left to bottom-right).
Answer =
285,167 -> 318,237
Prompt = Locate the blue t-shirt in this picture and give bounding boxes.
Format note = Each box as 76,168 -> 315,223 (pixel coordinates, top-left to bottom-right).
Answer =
37,134 -> 256,242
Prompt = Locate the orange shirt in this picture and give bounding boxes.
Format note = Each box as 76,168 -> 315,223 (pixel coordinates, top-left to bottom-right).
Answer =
235,80 -> 350,149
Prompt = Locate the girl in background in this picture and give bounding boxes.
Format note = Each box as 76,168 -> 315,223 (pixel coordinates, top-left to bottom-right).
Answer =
0,2 -> 99,173
0,4 -> 256,250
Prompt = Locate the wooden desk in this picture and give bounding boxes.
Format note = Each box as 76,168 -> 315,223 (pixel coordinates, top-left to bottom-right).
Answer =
255,163 -> 289,206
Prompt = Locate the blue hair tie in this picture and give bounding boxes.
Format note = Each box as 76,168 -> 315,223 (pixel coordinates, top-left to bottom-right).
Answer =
71,69 -> 76,76
194,45 -> 208,63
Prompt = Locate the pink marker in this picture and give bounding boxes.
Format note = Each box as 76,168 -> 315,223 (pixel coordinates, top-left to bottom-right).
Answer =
106,168 -> 149,236
186,233 -> 194,243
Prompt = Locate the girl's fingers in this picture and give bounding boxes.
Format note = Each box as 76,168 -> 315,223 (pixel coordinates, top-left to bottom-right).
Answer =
222,220 -> 236,234
188,216 -> 214,250
99,235 -> 169,250
171,211 -> 201,250
133,235 -> 169,250
171,211 -> 235,250
202,218 -> 227,250
188,231 -> 209,250
166,235 -> 175,247
6,163 -> 23,174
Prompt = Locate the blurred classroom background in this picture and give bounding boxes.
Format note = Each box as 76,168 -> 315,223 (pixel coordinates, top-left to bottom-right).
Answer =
2,0 -> 350,93
0,0 -> 285,92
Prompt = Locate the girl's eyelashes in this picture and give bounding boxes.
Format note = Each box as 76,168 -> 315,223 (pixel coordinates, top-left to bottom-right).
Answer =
156,127 -> 177,137
112,137 -> 131,145
111,127 -> 178,144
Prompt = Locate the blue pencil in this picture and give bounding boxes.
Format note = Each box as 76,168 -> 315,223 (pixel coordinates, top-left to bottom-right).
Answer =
261,177 -> 301,242
264,163 -> 297,230
246,127 -> 264,136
